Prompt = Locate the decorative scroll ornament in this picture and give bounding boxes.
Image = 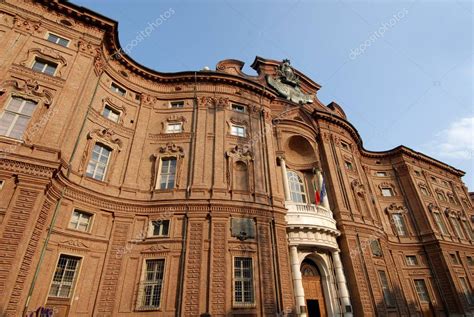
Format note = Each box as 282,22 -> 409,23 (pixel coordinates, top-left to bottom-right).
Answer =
385,203 -> 408,214
0,78 -> 53,106
225,144 -> 253,162
159,142 -> 184,158
266,59 -> 314,104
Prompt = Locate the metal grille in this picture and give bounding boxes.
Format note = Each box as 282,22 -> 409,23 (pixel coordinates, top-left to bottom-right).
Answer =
49,255 -> 80,298
137,259 -> 165,310
234,257 -> 254,307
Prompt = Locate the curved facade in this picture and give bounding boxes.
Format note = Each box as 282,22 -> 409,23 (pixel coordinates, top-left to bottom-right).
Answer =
0,1 -> 473,316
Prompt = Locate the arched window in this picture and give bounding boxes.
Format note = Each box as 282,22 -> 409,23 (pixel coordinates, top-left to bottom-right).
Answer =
287,170 -> 307,203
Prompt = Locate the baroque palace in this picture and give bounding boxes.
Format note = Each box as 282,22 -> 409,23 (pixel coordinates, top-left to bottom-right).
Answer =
0,1 -> 473,316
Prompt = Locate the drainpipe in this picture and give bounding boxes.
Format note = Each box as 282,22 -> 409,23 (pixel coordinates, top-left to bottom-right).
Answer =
23,63 -> 103,316
175,213 -> 188,317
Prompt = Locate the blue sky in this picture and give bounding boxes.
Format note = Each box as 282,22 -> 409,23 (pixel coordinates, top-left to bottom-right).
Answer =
72,0 -> 473,189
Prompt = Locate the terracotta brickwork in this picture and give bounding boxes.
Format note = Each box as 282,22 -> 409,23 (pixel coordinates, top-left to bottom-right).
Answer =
0,1 -> 473,316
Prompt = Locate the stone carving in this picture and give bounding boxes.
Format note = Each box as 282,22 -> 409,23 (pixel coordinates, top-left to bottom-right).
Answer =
142,245 -> 170,253
225,144 -> 253,162
159,142 -> 184,157
20,48 -> 68,76
13,16 -> 41,33
266,59 -> 313,104
0,78 -> 53,106
76,40 -> 98,56
59,239 -> 89,248
385,203 -> 408,214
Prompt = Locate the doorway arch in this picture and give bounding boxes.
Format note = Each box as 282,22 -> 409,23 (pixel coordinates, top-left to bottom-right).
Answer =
301,259 -> 327,317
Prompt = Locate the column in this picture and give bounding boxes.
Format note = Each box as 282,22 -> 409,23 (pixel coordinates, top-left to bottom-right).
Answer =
290,246 -> 307,317
317,169 -> 330,209
280,157 -> 291,201
332,251 -> 353,317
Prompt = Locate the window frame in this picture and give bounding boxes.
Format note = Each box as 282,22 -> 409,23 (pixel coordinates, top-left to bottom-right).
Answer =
286,170 -> 307,204
381,187 -> 394,197
137,258 -> 165,310
110,82 -> 126,97
414,279 -> 430,303
450,216 -> 465,239
149,219 -> 170,237
433,212 -> 449,235
406,255 -> 419,266
32,58 -> 58,76
46,32 -> 70,47
169,101 -> 184,108
230,124 -> 246,137
0,96 -> 38,140
233,256 -> 255,308
102,104 -> 121,123
85,143 -> 112,182
378,270 -> 396,307
48,254 -> 82,299
459,277 -> 474,305
157,157 -> 177,190
392,213 -> 408,236
375,171 -> 387,177
165,122 -> 183,134
231,103 -> 246,113
68,209 -> 93,233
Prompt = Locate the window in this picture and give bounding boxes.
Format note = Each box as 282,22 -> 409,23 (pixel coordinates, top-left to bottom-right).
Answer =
414,170 -> 421,177
234,257 -> 254,306
450,217 -> 465,239
32,58 -> 57,76
102,105 -> 120,122
139,259 -> 164,309
381,187 -> 394,197
376,171 -> 387,177
158,157 -> 176,190
468,256 -> 474,266
86,144 -> 111,181
170,101 -> 184,108
231,124 -> 245,137
49,255 -> 81,298
420,186 -> 429,196
459,277 -> 474,305
110,83 -> 126,96
68,210 -> 92,232
150,220 -> 170,237
450,253 -> 460,265
392,213 -> 408,236
287,170 -> 307,203
344,161 -> 353,170
47,33 -> 69,47
406,255 -> 418,266
463,221 -> 474,240
341,142 -> 349,150
433,212 -> 448,235
414,279 -> 430,303
378,271 -> 395,307
166,123 -> 182,134
370,240 -> 383,257
231,104 -> 245,113
0,180 -> 4,190
0,96 -> 37,139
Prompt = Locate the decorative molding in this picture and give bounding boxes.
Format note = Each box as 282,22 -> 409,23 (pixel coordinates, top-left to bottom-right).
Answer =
76,40 -> 99,56
1,78 -> 53,106
142,245 -> 170,253
13,15 -> 42,34
385,203 -> 408,214
20,47 -> 68,77
152,143 -> 185,190
59,239 -> 89,249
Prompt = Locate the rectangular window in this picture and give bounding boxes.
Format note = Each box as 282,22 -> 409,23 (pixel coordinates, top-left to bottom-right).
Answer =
463,221 -> 474,240
0,96 -> 37,139
102,105 -> 120,122
68,210 -> 92,232
32,58 -> 57,76
47,33 -> 69,47
231,104 -> 245,113
166,123 -> 182,134
433,212 -> 448,235
414,279 -> 430,303
376,171 -> 387,177
450,253 -> 460,265
150,220 -> 170,237
392,213 -> 407,236
459,277 -> 474,305
170,101 -> 184,108
49,255 -> 81,298
234,257 -> 254,306
341,142 -> 349,150
231,125 -> 245,137
378,271 -> 395,307
406,255 -> 418,266
382,187 -> 394,197
139,259 -> 165,309
467,256 -> 474,266
86,144 -> 111,181
451,218 -> 465,239
110,83 -> 126,96
158,157 -> 176,190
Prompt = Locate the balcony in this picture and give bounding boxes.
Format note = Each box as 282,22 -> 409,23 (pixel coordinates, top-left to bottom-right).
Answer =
285,202 -> 338,233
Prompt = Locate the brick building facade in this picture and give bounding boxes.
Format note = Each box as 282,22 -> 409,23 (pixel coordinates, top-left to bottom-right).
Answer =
0,1 -> 473,316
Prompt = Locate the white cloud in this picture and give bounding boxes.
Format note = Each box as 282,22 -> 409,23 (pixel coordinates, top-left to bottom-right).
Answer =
425,117 -> 474,160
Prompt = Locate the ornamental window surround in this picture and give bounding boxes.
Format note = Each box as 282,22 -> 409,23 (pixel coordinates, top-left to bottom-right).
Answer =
414,279 -> 430,303
162,115 -> 186,134
227,118 -> 248,138
86,143 -> 111,181
378,270 -> 396,307
102,104 -> 120,122
379,182 -> 397,197
148,219 -> 170,237
32,58 -> 58,76
385,203 -> 409,237
428,204 -> 449,235
418,182 -> 430,196
110,82 -> 126,97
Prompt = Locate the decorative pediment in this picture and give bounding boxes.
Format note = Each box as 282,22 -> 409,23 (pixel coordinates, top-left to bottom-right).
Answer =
59,239 -> 89,249
142,245 -> 170,253
159,142 -> 184,158
428,203 -> 441,213
87,128 -> 123,150
378,182 -> 397,194
229,117 -> 248,126
103,97 -> 126,115
0,78 -> 53,106
385,203 -> 407,214
226,145 -> 253,162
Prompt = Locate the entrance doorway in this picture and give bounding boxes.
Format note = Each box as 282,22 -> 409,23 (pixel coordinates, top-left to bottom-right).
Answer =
301,259 -> 327,317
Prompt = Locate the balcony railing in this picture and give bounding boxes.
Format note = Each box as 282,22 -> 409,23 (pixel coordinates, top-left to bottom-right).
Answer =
285,201 -> 338,232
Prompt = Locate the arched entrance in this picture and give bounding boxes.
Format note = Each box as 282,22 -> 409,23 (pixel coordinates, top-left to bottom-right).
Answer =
301,259 -> 327,317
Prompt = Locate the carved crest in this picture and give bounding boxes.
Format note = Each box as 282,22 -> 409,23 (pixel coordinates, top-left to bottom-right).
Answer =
1,78 -> 53,106
385,203 -> 408,214
159,142 -> 184,157
226,144 -> 253,162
